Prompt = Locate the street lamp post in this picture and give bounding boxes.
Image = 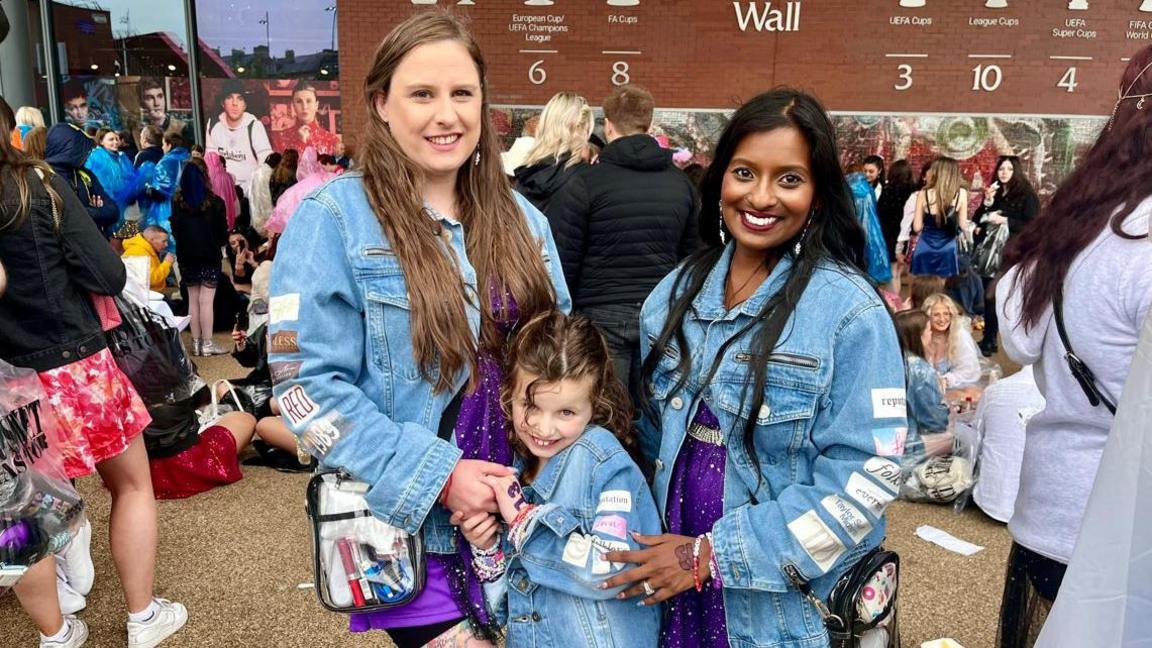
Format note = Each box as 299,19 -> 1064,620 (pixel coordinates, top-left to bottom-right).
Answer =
258,11 -> 273,73
325,5 -> 337,52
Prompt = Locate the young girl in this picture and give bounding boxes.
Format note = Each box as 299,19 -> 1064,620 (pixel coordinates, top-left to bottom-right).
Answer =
894,310 -> 952,469
456,312 -> 661,648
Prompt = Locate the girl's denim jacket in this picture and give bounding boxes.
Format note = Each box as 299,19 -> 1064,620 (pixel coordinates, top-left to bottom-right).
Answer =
904,353 -> 951,459
488,426 -> 661,648
638,246 -> 908,648
267,173 -> 570,555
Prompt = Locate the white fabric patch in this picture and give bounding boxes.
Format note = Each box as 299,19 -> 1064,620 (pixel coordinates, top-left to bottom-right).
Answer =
596,490 -> 632,513
846,472 -> 896,518
562,534 -> 592,569
821,495 -> 873,543
787,510 -> 846,573
871,388 -> 907,419
268,293 -> 300,324
863,457 -> 903,494
279,385 -> 318,426
590,537 -> 630,574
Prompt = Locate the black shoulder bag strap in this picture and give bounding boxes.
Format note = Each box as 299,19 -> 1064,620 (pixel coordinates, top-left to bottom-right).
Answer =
436,384 -> 467,442
1053,286 -> 1117,415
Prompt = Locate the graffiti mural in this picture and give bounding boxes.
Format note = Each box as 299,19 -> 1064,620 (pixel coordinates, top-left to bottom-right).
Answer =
495,106 -> 1106,198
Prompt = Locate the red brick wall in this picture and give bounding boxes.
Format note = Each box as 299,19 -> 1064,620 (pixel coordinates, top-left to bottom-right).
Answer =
340,0 -> 1149,145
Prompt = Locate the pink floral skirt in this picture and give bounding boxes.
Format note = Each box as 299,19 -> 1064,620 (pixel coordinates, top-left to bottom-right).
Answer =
37,348 -> 152,479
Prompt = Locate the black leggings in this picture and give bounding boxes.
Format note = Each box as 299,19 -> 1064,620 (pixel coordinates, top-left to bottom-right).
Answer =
385,618 -> 466,648
998,542 -> 1068,648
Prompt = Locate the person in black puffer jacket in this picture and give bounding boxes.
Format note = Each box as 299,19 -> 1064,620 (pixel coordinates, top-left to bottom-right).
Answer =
546,84 -> 698,406
513,91 -> 594,214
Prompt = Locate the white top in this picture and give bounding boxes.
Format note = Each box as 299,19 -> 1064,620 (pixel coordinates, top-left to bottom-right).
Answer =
204,112 -> 272,195
997,202 -> 1152,562
972,365 -> 1045,523
897,191 -> 917,247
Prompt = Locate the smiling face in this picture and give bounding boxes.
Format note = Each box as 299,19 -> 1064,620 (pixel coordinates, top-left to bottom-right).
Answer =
374,39 -> 482,184
864,162 -> 882,185
510,369 -> 594,465
928,302 -> 954,334
100,131 -> 120,152
996,159 -> 1015,185
720,126 -> 815,259
292,89 -> 319,126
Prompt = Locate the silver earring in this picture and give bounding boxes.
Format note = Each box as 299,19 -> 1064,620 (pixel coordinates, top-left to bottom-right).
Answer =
793,218 -> 812,256
718,200 -> 727,244
474,150 -> 481,166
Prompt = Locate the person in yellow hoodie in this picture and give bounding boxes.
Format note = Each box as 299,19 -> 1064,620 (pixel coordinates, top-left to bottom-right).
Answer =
122,226 -> 175,292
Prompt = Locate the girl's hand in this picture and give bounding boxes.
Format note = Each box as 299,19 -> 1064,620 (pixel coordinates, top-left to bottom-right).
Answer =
601,532 -> 711,606
451,511 -> 501,550
480,474 -> 528,524
443,460 -> 516,518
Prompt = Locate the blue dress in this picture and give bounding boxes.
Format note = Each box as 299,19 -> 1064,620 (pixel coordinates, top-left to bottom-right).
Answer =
911,191 -> 959,277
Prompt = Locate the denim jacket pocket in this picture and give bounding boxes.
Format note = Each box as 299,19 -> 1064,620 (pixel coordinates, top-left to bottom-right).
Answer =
713,355 -> 823,467
364,273 -> 435,385
644,333 -> 684,401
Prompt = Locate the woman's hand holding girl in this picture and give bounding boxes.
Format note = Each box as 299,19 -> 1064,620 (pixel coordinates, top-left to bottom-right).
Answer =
602,532 -> 712,606
481,473 -> 529,524
443,459 -> 516,518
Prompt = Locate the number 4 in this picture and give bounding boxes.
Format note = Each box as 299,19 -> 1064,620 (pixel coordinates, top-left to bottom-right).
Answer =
1057,66 -> 1078,93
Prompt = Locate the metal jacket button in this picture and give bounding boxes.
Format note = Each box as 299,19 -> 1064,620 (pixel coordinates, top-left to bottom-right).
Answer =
758,404 -> 771,419
670,397 -> 684,410
655,459 -> 665,471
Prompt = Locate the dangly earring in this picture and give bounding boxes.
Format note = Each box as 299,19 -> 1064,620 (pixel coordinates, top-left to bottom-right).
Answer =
717,200 -> 727,244
793,216 -> 812,256
474,149 -> 481,166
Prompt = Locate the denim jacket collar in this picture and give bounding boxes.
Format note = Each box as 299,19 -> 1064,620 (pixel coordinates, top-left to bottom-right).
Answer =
690,242 -> 796,322
519,426 -> 595,501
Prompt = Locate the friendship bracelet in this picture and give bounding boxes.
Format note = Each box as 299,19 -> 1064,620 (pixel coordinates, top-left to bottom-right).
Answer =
508,504 -> 539,551
692,534 -> 706,592
706,532 -> 723,589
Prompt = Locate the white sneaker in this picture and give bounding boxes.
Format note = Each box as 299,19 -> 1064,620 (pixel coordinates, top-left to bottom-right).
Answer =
127,598 -> 187,648
56,575 -> 86,614
40,617 -> 88,648
56,518 -> 94,595
199,340 -> 229,356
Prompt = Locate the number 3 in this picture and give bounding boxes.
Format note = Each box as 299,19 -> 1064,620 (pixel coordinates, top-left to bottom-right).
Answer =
895,64 -> 913,91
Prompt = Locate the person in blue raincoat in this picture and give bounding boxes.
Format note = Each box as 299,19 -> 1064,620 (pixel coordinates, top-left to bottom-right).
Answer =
847,169 -> 893,286
140,132 -> 190,247
85,128 -> 140,233
44,123 -> 119,237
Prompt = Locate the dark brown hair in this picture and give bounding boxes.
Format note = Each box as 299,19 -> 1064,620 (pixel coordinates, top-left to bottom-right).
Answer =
163,131 -> 184,149
1003,46 -> 1152,330
909,275 -> 945,310
272,148 -> 298,185
602,84 -> 654,134
359,11 -> 556,393
894,310 -> 929,359
501,312 -> 635,481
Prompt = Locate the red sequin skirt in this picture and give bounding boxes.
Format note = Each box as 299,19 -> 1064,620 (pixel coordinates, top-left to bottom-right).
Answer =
149,425 -> 243,499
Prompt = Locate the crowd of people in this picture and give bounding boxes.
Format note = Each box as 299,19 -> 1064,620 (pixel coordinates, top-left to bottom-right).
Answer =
1,11 -> 1150,648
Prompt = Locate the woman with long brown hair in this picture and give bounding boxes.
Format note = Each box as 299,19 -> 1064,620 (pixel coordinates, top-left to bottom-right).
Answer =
267,11 -> 570,647
910,156 -> 969,278
0,102 -> 186,647
995,46 -> 1152,647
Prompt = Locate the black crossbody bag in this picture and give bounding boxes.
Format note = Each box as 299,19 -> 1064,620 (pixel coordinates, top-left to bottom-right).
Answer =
1054,286 -> 1118,415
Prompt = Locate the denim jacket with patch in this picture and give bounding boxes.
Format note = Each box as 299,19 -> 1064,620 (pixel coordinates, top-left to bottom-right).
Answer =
638,245 -> 907,648
495,426 -> 661,648
267,172 -> 570,555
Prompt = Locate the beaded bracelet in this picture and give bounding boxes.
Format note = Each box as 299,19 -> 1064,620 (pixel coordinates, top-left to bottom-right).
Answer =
707,532 -> 723,589
471,542 -> 506,582
508,504 -> 539,551
691,534 -> 706,592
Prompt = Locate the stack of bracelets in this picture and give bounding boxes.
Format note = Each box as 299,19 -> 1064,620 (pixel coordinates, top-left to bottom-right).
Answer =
693,532 -> 723,592
507,504 -> 540,551
471,541 -> 505,583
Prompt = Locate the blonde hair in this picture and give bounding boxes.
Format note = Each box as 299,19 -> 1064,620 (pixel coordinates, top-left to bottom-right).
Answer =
926,156 -> 963,226
15,106 -> 45,129
521,92 -> 593,170
358,11 -> 556,393
921,293 -> 970,365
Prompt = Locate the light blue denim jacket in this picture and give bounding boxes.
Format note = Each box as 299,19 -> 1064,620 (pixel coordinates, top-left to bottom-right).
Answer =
639,245 -> 908,648
267,172 -> 570,555
494,426 -> 661,648
904,354 -> 950,460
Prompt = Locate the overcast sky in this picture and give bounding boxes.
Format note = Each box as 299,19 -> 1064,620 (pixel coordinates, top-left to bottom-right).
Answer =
66,0 -> 336,56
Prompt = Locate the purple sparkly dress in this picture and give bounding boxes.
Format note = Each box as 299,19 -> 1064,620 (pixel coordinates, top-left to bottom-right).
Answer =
351,293 -> 518,633
662,402 -> 730,648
